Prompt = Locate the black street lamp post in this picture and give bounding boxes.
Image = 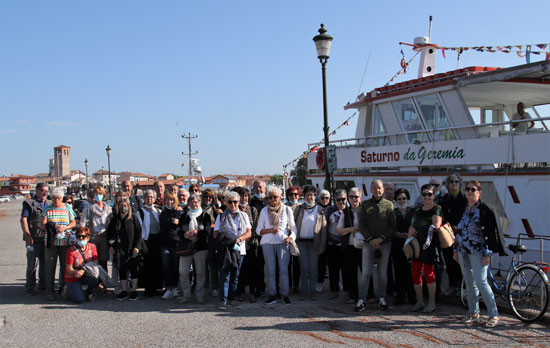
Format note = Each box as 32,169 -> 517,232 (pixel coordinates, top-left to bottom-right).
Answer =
313,24 -> 333,192
105,145 -> 112,200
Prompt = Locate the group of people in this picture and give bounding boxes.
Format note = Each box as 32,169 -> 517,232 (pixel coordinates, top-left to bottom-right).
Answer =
21,175 -> 506,327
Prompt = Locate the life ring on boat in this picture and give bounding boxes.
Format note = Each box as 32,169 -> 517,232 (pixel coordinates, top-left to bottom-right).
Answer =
316,147 -> 326,170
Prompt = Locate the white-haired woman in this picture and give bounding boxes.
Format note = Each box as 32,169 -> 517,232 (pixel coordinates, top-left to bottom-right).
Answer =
213,191 -> 251,309
138,189 -> 164,297
337,187 -> 363,305
178,194 -> 212,304
257,186 -> 296,306
41,186 -> 76,301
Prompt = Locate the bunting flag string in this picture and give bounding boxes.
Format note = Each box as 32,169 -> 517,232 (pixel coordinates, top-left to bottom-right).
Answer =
385,51 -> 420,86
422,42 -> 550,57
282,112 -> 358,169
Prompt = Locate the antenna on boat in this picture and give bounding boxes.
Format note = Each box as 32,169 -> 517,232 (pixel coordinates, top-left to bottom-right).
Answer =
428,15 -> 433,43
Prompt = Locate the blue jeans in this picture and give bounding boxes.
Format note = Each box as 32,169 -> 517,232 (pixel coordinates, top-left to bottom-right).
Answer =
297,240 -> 318,295
66,276 -> 99,303
219,255 -> 244,303
459,253 -> 498,317
359,242 -> 391,300
161,246 -> 180,288
262,243 -> 290,296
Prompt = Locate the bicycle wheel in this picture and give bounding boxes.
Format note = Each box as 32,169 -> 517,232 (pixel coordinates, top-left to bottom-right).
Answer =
460,279 -> 468,309
507,264 -> 550,322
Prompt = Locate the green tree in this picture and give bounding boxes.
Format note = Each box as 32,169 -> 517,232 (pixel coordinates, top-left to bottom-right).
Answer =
290,156 -> 309,187
270,174 -> 283,186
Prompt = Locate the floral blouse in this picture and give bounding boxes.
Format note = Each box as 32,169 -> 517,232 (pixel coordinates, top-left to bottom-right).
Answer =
455,201 -> 491,257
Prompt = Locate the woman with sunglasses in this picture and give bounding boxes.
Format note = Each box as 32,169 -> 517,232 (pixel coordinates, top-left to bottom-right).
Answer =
257,186 -> 296,306
325,189 -> 347,299
285,185 -> 302,293
107,196 -> 142,300
159,192 -> 182,300
439,174 -> 467,297
391,188 -> 416,305
408,184 -> 442,312
213,191 -> 251,309
453,180 -> 506,328
202,188 -> 221,297
337,187 -> 363,305
64,226 -> 99,303
293,185 -> 327,300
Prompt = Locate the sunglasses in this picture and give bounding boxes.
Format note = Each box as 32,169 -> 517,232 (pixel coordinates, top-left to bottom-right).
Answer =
432,184 -> 440,187
335,198 -> 346,203
465,187 -> 479,192
396,197 -> 407,201
268,196 -> 280,200
75,235 -> 87,240
288,192 -> 298,196
349,195 -> 360,199
449,180 -> 460,184
320,196 -> 330,200
227,200 -> 239,205
190,189 -> 200,192
421,192 -> 434,197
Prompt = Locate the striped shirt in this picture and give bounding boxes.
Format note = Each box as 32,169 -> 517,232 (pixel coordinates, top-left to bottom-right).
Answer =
42,204 -> 76,247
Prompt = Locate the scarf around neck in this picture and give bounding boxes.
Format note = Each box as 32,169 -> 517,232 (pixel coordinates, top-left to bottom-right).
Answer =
220,209 -> 246,237
268,203 -> 284,228
187,206 -> 203,231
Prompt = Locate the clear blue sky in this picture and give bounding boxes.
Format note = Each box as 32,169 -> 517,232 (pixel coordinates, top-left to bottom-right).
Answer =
1,1 -> 548,177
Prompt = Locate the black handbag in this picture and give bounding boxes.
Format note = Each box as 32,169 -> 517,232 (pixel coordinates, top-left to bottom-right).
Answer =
173,238 -> 195,257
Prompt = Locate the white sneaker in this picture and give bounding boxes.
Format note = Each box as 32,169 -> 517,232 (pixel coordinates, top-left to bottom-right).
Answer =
315,282 -> 323,293
162,289 -> 176,300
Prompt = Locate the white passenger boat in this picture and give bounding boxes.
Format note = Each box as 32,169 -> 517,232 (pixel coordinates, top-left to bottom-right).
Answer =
307,37 -> 550,263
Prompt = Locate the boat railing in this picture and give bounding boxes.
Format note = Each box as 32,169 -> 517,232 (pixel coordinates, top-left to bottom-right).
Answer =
307,116 -> 550,148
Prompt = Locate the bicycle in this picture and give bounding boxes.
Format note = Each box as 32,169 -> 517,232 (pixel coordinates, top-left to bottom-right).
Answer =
460,244 -> 550,322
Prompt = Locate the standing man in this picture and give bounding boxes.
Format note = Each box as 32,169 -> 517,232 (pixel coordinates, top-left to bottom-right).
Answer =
356,180 -> 396,311
511,102 -> 534,133
383,182 -> 396,204
177,187 -> 189,208
20,183 -> 50,296
153,181 -> 165,208
250,180 -> 267,214
121,180 -> 143,213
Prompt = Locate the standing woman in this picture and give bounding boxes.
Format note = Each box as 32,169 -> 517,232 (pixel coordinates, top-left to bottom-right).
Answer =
178,194 -> 211,304
337,187 -> 363,304
41,187 -> 76,301
293,185 -> 327,300
159,192 -> 182,300
391,188 -> 416,305
257,186 -> 296,306
80,186 -> 112,273
285,185 -> 302,293
440,174 -> 467,296
454,180 -> 506,328
213,191 -> 252,309
107,196 -> 142,300
138,190 -> 163,297
233,187 -> 261,302
325,189 -> 347,299
408,184 -> 442,313
202,188 -> 220,297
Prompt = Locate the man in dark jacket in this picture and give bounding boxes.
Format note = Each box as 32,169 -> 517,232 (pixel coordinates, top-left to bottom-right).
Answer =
20,183 -> 50,295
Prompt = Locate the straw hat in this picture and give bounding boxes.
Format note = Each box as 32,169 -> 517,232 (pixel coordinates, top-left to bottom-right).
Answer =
403,237 -> 420,260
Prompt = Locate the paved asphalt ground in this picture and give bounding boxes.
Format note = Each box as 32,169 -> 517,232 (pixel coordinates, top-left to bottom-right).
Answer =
0,200 -> 548,347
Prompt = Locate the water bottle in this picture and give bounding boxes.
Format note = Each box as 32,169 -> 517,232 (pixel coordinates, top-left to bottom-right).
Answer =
26,245 -> 34,253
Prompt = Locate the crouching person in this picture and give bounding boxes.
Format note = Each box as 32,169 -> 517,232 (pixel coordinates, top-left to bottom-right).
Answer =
65,227 -> 100,303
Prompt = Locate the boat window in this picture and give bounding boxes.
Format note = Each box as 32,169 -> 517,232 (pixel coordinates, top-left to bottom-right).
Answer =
529,104 -> 550,131
372,105 -> 390,146
415,94 -> 456,141
391,98 -> 428,143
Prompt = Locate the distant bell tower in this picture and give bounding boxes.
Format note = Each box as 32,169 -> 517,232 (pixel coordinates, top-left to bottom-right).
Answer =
53,145 -> 71,178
